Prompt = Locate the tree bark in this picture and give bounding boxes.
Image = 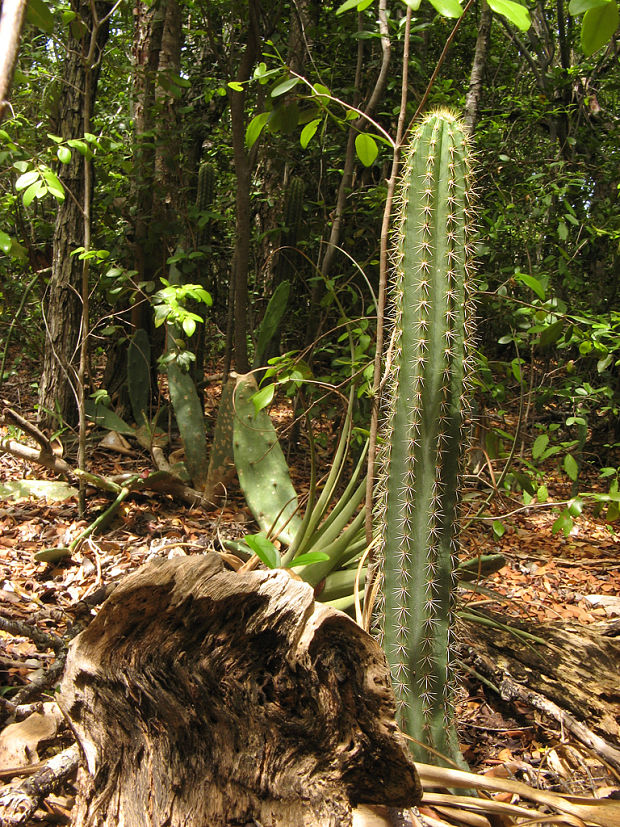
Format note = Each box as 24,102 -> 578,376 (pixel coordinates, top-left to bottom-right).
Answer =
60,554 -> 421,826
464,0 -> 493,134
0,0 -> 28,125
227,1 -> 260,375
130,0 -> 168,332
38,0 -> 111,430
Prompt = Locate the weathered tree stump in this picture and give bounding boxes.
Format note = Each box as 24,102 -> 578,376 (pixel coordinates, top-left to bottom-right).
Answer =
60,554 -> 421,826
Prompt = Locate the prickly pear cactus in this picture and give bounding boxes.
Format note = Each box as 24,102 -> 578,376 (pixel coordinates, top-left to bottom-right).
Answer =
233,373 -> 303,545
374,110 -> 476,765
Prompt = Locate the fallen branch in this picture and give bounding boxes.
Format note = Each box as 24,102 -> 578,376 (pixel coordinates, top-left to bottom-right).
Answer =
8,658 -> 66,707
0,617 -> 64,654
0,431 -> 74,478
0,744 -> 80,826
496,660 -> 620,774
0,406 -> 74,476
462,613 -> 620,775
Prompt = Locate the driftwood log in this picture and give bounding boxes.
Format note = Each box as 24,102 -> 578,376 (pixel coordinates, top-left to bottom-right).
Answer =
60,554 -> 421,826
460,613 -> 620,773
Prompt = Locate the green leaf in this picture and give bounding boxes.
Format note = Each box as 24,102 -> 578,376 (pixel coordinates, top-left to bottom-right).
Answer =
26,0 -> 54,33
288,551 -> 331,567
182,316 -> 196,337
568,497 -> 584,517
569,0 -> 608,12
23,181 -> 43,207
427,0 -> 463,16
597,353 -> 612,373
312,83 -> 331,99
57,146 -> 72,164
538,320 -> 563,348
251,383 -> 275,414
537,484 -> 548,502
227,81 -> 244,92
532,433 -> 549,460
552,509 -> 573,536
563,453 -> 579,481
15,170 -> 39,191
335,0 -> 367,12
0,479 -> 77,502
41,167 -> 64,200
557,220 -> 568,241
245,532 -> 281,568
245,112 -> 270,148
355,133 -> 378,166
581,0 -> 618,54
515,271 -> 545,300
300,118 -> 321,148
0,231 -> 12,253
67,139 -> 89,155
487,0 -> 531,29
268,102 -> 299,134
492,519 -> 506,538
271,77 -> 300,97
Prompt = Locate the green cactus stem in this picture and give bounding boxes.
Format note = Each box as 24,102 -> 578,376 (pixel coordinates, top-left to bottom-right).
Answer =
127,328 -> 151,425
375,110 -> 476,766
196,161 -> 216,249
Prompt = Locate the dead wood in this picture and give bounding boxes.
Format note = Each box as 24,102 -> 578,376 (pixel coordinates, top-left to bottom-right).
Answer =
460,613 -> 620,772
0,743 -> 80,826
0,405 -> 74,478
60,554 -> 421,827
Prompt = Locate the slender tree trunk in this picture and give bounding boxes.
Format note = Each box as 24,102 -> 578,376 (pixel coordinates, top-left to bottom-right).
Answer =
227,0 -> 260,374
0,0 -> 28,124
38,0 -> 110,430
464,0 -> 493,134
131,0 -> 166,330
305,0 -> 391,348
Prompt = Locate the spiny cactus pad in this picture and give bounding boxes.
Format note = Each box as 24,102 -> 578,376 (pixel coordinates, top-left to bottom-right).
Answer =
233,373 -> 303,545
375,110 -> 476,764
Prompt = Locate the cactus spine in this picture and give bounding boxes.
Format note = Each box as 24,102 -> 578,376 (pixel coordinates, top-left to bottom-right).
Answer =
375,110 -> 476,765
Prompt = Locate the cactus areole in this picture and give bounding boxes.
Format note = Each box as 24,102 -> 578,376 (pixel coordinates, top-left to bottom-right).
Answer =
375,110 -> 476,765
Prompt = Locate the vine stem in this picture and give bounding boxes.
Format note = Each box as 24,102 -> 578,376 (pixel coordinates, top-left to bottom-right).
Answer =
406,0 -> 477,136
364,7 -> 412,584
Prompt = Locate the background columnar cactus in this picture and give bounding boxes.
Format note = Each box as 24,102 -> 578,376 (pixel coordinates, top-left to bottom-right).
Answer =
374,110 -> 476,766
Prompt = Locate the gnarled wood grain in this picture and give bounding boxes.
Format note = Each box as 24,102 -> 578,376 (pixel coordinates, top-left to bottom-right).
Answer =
60,554 -> 421,826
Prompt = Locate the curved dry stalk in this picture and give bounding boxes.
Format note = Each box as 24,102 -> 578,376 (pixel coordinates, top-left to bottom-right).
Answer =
415,762 -> 620,827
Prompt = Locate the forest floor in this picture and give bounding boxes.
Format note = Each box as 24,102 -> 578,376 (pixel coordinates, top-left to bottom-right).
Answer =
0,360 -> 619,824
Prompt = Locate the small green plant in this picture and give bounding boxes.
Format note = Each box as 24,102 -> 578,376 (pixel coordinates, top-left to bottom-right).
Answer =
152,277 -> 212,339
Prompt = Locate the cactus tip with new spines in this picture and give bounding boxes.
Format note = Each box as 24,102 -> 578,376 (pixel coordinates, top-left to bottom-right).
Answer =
374,109 -> 476,766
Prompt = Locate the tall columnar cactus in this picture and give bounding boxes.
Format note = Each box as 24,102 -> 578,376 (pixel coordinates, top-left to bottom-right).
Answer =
375,110 -> 476,766
196,161 -> 216,248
